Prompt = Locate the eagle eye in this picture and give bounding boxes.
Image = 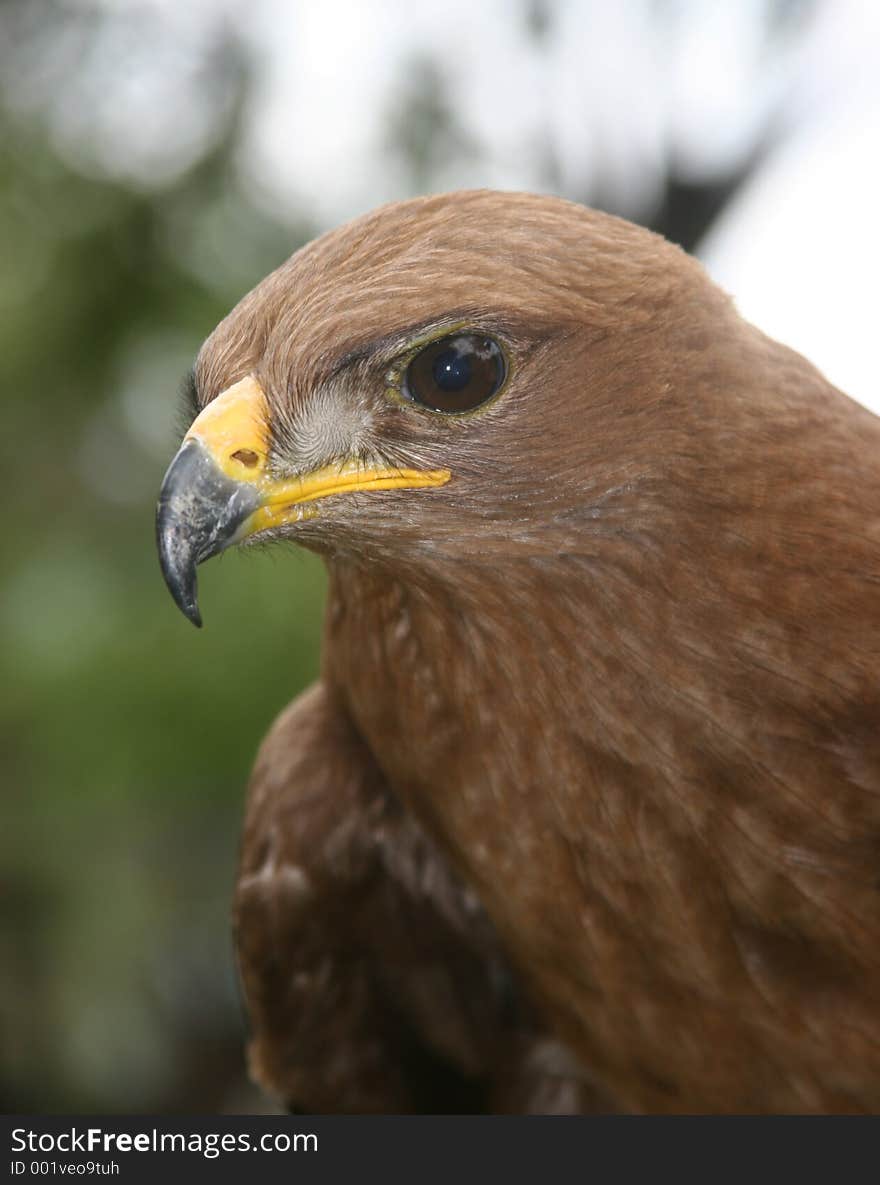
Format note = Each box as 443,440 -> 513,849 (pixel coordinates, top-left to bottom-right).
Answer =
402,333 -> 506,414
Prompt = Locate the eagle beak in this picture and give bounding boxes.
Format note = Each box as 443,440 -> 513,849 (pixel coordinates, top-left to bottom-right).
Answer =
156,376 -> 450,626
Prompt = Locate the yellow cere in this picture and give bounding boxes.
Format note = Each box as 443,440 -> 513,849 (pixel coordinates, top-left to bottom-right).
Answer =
185,376 -> 271,481
185,375 -> 451,537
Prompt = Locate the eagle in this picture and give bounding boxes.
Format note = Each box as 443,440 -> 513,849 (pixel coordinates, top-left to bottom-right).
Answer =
156,190 -> 880,1113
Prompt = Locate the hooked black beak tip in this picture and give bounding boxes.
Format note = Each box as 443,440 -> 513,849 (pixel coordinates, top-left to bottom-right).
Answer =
159,546 -> 203,627
155,438 -> 260,628
156,490 -> 204,628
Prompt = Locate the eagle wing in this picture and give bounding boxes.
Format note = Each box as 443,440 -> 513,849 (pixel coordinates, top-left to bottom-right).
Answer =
233,680 -> 598,1112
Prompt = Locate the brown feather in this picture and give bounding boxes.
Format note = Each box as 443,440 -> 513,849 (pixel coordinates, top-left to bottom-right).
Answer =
203,191 -> 880,1112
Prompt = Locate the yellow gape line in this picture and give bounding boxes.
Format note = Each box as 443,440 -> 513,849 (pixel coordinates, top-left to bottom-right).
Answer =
186,376 -> 451,538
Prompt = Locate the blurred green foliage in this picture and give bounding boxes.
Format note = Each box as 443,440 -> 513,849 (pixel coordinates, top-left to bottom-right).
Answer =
0,46 -> 326,1110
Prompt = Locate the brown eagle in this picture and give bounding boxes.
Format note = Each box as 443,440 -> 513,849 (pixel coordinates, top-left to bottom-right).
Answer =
156,190 -> 880,1113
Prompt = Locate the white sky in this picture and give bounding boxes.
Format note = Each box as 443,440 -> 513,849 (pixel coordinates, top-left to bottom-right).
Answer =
698,0 -> 880,413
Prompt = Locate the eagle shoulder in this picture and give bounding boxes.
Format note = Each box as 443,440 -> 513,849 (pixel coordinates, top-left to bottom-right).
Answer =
234,680 -> 598,1112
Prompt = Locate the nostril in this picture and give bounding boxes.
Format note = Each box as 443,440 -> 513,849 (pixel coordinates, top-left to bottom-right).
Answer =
231,448 -> 260,468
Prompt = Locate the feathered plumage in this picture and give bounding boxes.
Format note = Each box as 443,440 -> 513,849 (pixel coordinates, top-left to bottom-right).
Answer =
157,191 -> 880,1112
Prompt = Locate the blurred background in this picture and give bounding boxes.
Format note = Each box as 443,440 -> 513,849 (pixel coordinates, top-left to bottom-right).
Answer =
1,0 -> 877,1113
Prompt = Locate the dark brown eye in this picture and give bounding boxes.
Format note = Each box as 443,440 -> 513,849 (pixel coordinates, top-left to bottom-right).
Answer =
402,333 -> 506,414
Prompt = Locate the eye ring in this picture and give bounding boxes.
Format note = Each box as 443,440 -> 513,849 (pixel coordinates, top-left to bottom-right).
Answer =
401,333 -> 506,415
